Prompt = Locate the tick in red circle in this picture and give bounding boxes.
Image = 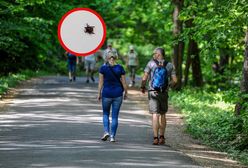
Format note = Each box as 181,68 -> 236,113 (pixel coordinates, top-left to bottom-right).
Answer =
58,8 -> 106,56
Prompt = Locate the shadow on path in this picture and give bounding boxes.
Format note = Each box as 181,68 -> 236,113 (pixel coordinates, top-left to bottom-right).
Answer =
0,76 -> 201,168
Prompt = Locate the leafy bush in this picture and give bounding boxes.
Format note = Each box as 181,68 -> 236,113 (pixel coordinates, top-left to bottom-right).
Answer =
0,70 -> 49,96
170,87 -> 248,165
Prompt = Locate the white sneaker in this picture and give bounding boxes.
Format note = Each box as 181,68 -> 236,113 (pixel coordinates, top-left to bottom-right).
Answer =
101,133 -> 110,141
110,136 -> 115,142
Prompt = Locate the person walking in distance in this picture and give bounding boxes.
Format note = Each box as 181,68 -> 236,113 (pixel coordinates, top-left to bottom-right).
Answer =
97,51 -> 128,142
140,47 -> 177,145
85,53 -> 96,83
127,45 -> 139,87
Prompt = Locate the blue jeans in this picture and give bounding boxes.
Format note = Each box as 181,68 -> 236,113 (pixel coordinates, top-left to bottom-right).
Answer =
102,96 -> 123,137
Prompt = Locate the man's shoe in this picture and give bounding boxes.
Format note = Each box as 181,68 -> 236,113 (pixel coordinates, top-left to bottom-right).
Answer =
101,133 -> 110,141
86,79 -> 89,83
159,135 -> 165,145
153,137 -> 159,145
73,76 -> 76,81
110,136 -> 115,142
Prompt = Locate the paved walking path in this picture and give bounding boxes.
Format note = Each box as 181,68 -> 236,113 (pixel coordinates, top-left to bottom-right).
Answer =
0,76 -> 201,168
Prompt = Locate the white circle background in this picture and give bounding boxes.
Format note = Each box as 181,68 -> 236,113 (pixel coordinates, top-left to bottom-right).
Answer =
60,10 -> 104,54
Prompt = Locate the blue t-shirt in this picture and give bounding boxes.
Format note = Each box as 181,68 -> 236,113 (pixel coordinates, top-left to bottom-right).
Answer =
99,64 -> 125,98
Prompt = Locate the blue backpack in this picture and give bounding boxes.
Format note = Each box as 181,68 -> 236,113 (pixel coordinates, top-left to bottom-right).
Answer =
151,59 -> 168,92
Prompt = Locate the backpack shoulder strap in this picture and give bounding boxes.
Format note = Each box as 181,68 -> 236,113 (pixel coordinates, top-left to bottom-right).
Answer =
153,59 -> 159,66
153,59 -> 168,67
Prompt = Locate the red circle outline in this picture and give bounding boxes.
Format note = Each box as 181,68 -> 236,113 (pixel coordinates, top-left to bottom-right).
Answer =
58,8 -> 106,56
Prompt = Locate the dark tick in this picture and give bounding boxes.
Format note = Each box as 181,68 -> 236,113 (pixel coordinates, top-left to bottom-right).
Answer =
84,24 -> 95,34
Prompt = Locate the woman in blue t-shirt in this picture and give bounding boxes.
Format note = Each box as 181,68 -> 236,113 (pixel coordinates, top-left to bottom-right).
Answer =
97,51 -> 128,142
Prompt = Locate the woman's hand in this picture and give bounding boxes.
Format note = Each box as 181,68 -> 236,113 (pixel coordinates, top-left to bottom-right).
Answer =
97,94 -> 101,102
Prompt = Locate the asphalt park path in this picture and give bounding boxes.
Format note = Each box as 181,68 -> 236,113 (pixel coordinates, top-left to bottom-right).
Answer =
0,76 -> 201,168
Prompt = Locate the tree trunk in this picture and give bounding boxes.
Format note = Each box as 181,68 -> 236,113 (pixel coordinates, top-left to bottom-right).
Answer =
235,30 -> 248,115
191,40 -> 203,87
184,45 -> 191,86
184,19 -> 193,86
241,31 -> 248,93
172,0 -> 184,90
184,18 -> 203,87
219,48 -> 230,74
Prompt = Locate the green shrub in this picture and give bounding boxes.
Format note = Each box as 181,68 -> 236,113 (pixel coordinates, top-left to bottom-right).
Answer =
170,87 -> 248,165
0,70 -> 49,96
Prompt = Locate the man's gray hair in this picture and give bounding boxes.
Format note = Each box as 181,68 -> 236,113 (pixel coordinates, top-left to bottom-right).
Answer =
155,47 -> 165,57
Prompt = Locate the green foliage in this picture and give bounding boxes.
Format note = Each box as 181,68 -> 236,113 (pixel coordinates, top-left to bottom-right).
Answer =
0,0 -> 55,74
0,70 -> 49,96
180,0 -> 247,87
0,0 -> 247,79
170,87 -> 248,164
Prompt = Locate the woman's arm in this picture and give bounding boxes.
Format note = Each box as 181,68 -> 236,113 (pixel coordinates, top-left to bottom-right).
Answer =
121,75 -> 128,99
97,73 -> 104,102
